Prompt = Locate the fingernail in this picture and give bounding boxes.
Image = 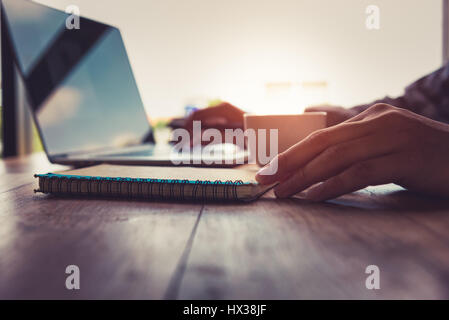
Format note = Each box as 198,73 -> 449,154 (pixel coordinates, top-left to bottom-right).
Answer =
256,167 -> 276,184
256,165 -> 270,177
256,156 -> 279,179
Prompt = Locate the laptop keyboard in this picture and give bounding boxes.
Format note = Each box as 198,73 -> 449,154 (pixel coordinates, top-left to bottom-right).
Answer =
101,143 -> 243,158
104,149 -> 155,157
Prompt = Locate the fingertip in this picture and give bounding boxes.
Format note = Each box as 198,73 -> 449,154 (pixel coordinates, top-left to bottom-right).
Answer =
255,167 -> 278,184
273,187 -> 288,199
255,172 -> 271,184
304,183 -> 327,202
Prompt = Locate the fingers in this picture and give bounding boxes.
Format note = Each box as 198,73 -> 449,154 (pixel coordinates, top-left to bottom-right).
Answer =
256,104 -> 406,186
185,102 -> 243,131
272,131 -> 408,198
184,107 -> 221,132
343,103 -> 400,124
256,120 -> 379,185
304,153 -> 406,201
255,104 -> 413,201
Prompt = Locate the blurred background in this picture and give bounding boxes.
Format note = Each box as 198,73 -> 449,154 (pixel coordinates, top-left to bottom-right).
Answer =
33,0 -> 444,115
0,0 -> 444,154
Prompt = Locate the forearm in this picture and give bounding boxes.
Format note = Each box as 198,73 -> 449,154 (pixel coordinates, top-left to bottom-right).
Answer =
349,63 -> 449,124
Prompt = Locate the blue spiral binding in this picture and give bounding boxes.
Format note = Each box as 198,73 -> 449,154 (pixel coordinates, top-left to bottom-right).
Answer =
34,173 -> 252,201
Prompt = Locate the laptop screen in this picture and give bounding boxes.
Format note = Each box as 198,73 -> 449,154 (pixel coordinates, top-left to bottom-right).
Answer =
2,0 -> 153,157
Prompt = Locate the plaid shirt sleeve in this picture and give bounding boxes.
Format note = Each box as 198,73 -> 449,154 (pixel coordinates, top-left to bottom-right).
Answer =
351,63 -> 449,123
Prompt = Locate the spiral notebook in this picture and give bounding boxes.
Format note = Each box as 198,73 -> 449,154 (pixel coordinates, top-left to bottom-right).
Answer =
34,164 -> 274,202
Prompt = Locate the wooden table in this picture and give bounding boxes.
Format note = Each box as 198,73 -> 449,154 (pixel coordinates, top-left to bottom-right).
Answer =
1,153 -> 449,299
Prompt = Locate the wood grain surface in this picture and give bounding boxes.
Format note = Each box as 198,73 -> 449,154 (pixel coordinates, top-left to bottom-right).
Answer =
1,153 -> 449,299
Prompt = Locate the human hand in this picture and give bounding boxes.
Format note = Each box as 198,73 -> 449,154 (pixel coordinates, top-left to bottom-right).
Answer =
181,102 -> 245,145
184,102 -> 244,130
256,103 -> 449,201
305,105 -> 358,127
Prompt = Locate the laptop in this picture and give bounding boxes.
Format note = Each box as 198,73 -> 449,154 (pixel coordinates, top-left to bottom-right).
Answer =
1,0 -> 247,167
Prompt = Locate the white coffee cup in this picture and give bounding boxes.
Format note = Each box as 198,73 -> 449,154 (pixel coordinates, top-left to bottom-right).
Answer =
243,112 -> 327,166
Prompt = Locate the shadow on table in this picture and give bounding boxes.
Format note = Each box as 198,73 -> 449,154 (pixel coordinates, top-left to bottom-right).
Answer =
35,183 -> 449,215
